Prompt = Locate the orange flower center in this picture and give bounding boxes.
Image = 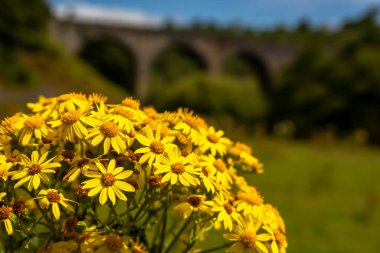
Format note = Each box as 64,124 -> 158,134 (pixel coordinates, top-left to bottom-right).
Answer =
61,111 -> 81,124
149,175 -> 162,187
207,134 -> 219,143
47,191 -> 61,203
57,94 -> 72,102
201,167 -> 209,176
64,216 -> 78,233
113,106 -> 134,119
238,192 -> 263,206
150,141 -> 164,154
171,163 -> 185,174
240,230 -> 257,248
188,196 -> 202,207
28,164 -> 42,175
78,158 -> 89,168
62,150 -> 75,160
122,97 -> 140,110
0,206 -> 13,220
101,173 -> 116,187
105,234 -> 123,251
223,202 -> 233,214
100,122 -> 118,137
214,159 -> 227,172
24,115 -> 45,129
11,201 -> 25,217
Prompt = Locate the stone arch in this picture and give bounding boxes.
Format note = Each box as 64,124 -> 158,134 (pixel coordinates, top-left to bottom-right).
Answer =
151,41 -> 208,83
79,36 -> 137,93
223,50 -> 272,95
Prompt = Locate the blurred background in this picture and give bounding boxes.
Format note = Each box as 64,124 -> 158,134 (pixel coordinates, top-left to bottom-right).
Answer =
1,0 -> 380,252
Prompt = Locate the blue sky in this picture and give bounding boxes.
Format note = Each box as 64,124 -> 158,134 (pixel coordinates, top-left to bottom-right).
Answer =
49,0 -> 380,29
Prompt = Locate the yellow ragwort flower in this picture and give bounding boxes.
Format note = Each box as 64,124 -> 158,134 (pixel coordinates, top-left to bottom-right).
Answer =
0,155 -> 14,181
87,121 -> 128,154
49,110 -> 96,142
173,195 -> 213,219
135,125 -> 173,165
38,189 -> 75,220
212,193 -> 241,231
235,186 -> 264,218
0,205 -> 14,235
12,151 -> 60,191
82,159 -> 135,205
154,147 -> 200,186
199,126 -> 231,156
19,115 -> 50,145
224,217 -> 273,253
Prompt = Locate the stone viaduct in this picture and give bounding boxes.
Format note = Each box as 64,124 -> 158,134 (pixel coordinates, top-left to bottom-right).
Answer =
50,18 -> 299,98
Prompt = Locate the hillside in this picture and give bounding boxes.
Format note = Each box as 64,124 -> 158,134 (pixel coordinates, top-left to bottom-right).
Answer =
0,46 -> 129,118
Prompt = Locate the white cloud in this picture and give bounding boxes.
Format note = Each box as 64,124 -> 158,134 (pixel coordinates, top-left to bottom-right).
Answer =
53,3 -> 165,28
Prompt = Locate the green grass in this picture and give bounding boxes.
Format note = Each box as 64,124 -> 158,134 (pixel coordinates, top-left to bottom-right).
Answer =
199,137 -> 380,253
244,137 -> 380,253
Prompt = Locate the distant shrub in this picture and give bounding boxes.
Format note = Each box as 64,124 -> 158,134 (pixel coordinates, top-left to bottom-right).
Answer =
148,73 -> 269,124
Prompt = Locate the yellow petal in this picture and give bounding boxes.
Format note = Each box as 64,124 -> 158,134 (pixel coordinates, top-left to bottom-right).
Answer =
112,186 -> 127,201
103,138 -> 111,154
31,151 -> 39,163
4,219 -> 13,235
99,188 -> 108,205
114,170 -> 133,180
107,159 -> 116,173
52,203 -> 60,220
114,181 -> 135,192
33,174 -> 41,189
108,187 -> 116,205
87,185 -> 103,196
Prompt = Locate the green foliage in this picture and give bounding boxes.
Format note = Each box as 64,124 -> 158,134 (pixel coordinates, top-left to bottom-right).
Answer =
151,44 -> 206,83
0,0 -> 50,50
148,73 -> 269,123
80,39 -> 135,92
273,12 -> 380,142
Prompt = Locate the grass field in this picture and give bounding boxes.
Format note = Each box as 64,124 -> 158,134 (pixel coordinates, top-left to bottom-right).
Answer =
200,137 -> 380,253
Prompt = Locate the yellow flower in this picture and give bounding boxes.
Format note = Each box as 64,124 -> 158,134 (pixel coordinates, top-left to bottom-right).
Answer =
212,194 -> 241,231
235,186 -> 264,218
82,159 -> 135,205
12,151 -> 60,191
87,120 -> 128,154
0,205 -> 14,235
49,110 -> 96,142
199,164 -> 218,193
200,155 -> 232,188
174,114 -> 203,144
104,105 -> 136,134
153,147 -> 200,186
19,115 -> 50,145
174,195 -> 213,219
56,93 -> 88,113
0,155 -> 14,181
38,189 -> 75,220
63,157 -> 97,182
199,126 -> 231,156
135,125 -> 173,165
224,217 -> 272,253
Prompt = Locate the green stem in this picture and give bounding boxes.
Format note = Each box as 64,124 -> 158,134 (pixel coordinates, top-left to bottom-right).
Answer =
196,242 -> 234,253
158,197 -> 168,253
109,203 -> 123,226
164,217 -> 192,253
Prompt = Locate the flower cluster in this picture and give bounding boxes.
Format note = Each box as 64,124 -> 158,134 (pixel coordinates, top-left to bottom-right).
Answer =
0,93 -> 287,253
